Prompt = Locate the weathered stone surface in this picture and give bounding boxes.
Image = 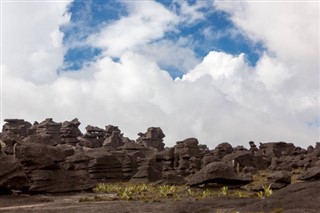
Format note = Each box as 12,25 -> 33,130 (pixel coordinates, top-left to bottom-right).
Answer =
2,119 -> 31,138
242,181 -> 320,212
187,162 -> 252,186
0,155 -> 29,192
222,151 -> 270,172
156,171 -> 186,185
259,142 -> 295,158
0,132 -> 21,154
131,158 -> 163,183
27,118 -> 62,146
173,138 -> 203,176
0,117 -> 319,195
103,132 -> 124,149
78,125 -> 105,148
14,142 -> 66,170
267,171 -> 292,189
137,127 -> 165,151
60,118 -> 82,145
211,142 -> 234,161
298,166 -> 320,181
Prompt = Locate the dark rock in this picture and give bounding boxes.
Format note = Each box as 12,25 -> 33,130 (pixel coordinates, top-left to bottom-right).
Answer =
0,132 -> 21,154
14,142 -> 66,171
103,131 -> 124,149
60,118 -> 82,145
259,142 -> 295,158
222,151 -> 270,172
0,155 -> 29,192
307,145 -> 314,154
131,158 -> 163,183
85,148 -> 124,182
249,141 -> 258,154
137,127 -> 165,151
2,119 -> 31,138
174,138 -> 202,175
211,142 -> 234,161
298,166 -> 320,181
242,181 -> 320,212
156,171 -> 186,185
119,141 -> 146,150
267,171 -> 291,189
25,118 -> 62,146
78,125 -> 105,148
187,162 -> 252,186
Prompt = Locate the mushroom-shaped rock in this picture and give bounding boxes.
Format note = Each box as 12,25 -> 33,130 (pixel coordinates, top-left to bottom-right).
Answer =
187,162 -> 252,186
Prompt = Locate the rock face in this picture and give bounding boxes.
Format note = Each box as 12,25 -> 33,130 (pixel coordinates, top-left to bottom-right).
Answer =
0,118 -> 319,195
187,162 -> 252,186
0,155 -> 29,192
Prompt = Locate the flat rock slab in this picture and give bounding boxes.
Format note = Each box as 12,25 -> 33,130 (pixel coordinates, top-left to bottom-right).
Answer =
187,162 -> 252,186
241,180 -> 320,212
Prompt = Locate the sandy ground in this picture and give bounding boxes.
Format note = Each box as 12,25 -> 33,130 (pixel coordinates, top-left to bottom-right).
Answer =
0,193 -> 259,213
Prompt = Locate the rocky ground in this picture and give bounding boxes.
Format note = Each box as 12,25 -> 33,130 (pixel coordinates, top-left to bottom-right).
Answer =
0,118 -> 319,212
1,180 -> 319,213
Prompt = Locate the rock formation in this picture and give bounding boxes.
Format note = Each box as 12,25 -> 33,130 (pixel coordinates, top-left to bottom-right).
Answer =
0,117 -> 319,195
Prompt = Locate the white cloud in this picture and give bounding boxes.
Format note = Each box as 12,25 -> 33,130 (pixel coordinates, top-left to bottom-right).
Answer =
1,0 -> 319,149
173,0 -> 209,25
2,1 -> 71,84
214,1 -> 319,93
87,1 -> 178,57
136,39 -> 200,73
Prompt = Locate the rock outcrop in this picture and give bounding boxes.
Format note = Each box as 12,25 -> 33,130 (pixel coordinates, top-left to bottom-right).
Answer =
0,118 -> 319,195
187,162 -> 252,186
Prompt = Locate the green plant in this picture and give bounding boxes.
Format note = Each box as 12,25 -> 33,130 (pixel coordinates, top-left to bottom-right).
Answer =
221,186 -> 228,196
262,184 -> 272,197
118,187 -> 134,200
256,184 -> 273,199
201,188 -> 214,198
159,185 -> 178,198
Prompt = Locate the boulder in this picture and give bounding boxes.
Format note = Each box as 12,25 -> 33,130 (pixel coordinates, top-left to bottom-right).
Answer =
211,142 -> 234,161
298,166 -> 320,181
222,151 -> 270,172
187,162 -> 252,186
267,171 -> 292,189
259,142 -> 295,158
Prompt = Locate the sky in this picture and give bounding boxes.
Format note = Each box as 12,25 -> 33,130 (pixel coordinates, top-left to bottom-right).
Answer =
1,0 -> 319,148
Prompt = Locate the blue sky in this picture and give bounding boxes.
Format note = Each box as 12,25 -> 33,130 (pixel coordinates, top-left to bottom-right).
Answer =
2,0 -> 318,148
61,0 -> 264,78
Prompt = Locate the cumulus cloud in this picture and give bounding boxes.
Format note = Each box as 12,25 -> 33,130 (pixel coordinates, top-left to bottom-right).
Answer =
1,0 -> 319,149
87,1 -> 178,57
2,1 -> 71,83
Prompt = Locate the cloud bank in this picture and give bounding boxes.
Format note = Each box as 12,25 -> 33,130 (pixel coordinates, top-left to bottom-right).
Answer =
1,0 -> 319,148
